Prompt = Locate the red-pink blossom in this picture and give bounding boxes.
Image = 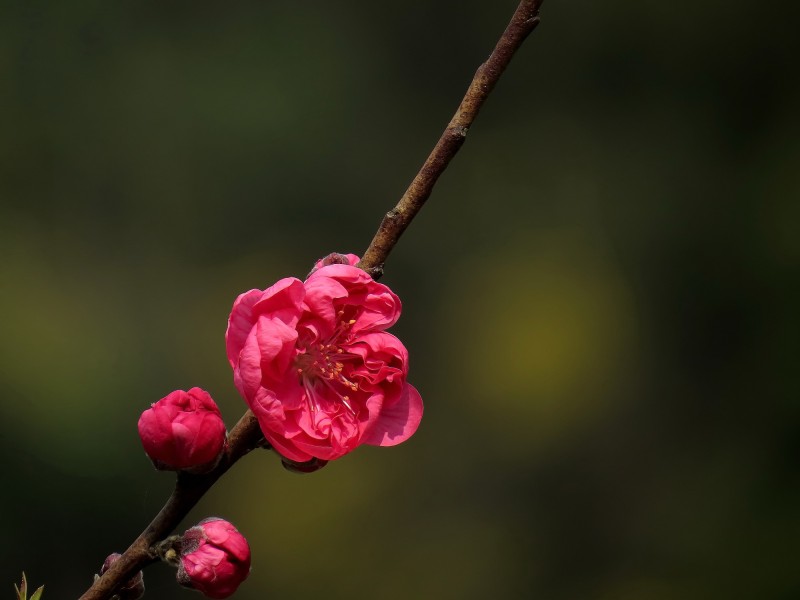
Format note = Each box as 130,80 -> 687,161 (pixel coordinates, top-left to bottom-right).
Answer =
137,388 -> 227,471
226,257 -> 423,462
177,518 -> 251,599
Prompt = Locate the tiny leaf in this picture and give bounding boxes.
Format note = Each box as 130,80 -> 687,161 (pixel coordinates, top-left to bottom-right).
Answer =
15,573 -> 27,600
14,574 -> 42,600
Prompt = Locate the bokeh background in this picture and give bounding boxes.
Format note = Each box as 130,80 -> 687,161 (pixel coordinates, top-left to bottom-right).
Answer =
2,1 -> 798,598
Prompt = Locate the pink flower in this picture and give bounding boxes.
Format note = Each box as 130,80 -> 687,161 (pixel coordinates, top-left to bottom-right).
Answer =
177,518 -> 251,599
137,388 -> 227,472
226,257 -> 423,462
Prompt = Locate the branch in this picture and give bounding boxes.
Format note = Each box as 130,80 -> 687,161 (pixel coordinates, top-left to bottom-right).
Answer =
78,412 -> 263,600
358,0 -> 545,278
78,2 -> 544,598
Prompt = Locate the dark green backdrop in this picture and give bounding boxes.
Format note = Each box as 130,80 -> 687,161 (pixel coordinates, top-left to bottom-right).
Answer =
2,1 -> 798,598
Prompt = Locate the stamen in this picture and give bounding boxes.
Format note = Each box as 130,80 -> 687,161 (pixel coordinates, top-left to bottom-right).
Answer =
294,307 -> 364,417
341,395 -> 354,414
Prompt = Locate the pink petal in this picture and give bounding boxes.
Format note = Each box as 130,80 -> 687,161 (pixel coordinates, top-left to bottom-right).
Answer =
353,283 -> 402,333
362,383 -> 423,447
249,388 -> 313,462
225,289 -> 264,368
251,277 -> 305,326
302,275 -> 349,327
306,263 -> 372,285
249,386 -> 288,425
347,331 -> 409,365
225,278 -> 304,369
307,264 -> 402,333
263,429 -> 313,463
255,315 -> 298,381
234,328 -> 264,400
291,434 -> 351,461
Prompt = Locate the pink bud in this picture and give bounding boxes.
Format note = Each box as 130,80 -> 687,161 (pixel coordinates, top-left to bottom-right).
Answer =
138,388 -> 227,472
307,251 -> 360,276
100,553 -> 145,600
177,518 -> 251,599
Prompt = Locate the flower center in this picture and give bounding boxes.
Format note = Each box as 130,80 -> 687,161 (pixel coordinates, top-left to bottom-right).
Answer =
295,312 -> 360,415
295,343 -> 352,383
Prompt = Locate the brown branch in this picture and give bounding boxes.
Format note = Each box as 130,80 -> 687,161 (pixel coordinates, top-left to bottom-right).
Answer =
78,2 -> 544,598
358,0 -> 545,279
78,411 -> 263,600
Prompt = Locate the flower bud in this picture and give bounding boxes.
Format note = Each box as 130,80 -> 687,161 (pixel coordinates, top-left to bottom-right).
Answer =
138,388 -> 227,472
281,456 -> 328,474
99,553 -> 145,600
177,518 -> 251,599
307,252 -> 360,276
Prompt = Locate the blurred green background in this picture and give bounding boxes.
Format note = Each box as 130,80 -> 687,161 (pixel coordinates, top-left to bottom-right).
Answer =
2,1 -> 799,598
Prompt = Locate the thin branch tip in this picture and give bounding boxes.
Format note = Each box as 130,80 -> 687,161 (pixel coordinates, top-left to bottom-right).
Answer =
358,0 -> 544,276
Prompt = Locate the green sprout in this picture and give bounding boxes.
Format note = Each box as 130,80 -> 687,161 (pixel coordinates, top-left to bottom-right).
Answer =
14,574 -> 43,600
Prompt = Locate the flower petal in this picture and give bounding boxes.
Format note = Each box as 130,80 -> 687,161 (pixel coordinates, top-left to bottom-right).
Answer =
307,264 -> 402,333
233,327 -> 264,400
353,282 -> 402,333
226,278 -> 304,370
225,289 -> 264,369
251,277 -> 305,326
362,383 -> 423,447
263,429 -> 313,463
255,315 -> 298,383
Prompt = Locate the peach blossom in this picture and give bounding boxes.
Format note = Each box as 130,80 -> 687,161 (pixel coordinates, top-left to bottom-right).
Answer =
226,259 -> 423,461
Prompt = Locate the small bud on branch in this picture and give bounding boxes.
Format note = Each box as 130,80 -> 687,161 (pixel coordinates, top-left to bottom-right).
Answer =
138,388 -> 228,473
176,519 -> 251,599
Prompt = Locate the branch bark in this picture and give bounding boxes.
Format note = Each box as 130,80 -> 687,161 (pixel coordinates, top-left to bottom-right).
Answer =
78,1 -> 544,598
78,412 -> 263,600
358,0 -> 544,278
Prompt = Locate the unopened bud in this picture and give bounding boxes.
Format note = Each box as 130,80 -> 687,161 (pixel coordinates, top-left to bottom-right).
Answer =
138,387 -> 227,473
99,553 -> 145,600
307,252 -> 360,276
177,518 -> 251,599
